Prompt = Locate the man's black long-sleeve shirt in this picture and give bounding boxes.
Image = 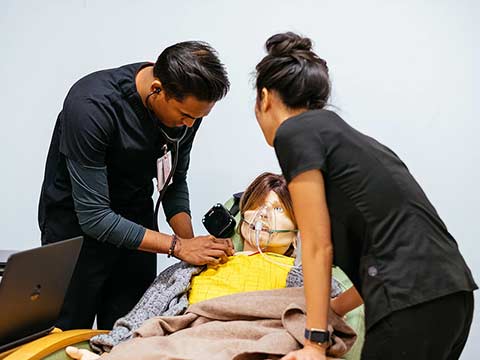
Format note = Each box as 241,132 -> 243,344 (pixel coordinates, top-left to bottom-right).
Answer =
39,62 -> 201,246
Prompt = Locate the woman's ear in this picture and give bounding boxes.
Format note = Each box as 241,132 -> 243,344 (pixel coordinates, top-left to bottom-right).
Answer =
260,88 -> 271,113
260,88 -> 272,112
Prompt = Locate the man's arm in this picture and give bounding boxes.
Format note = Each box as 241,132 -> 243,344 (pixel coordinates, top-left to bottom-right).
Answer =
67,158 -> 146,249
169,212 -> 194,239
68,158 -> 233,263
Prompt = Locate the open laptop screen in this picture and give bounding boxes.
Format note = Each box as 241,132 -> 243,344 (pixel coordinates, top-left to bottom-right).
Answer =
0,237 -> 83,352
0,250 -> 17,277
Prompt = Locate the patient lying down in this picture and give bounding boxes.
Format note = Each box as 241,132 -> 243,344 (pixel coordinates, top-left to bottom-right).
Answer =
66,173 -> 363,360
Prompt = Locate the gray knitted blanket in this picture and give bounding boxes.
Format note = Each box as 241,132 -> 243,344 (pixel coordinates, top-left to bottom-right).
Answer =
90,261 -> 341,353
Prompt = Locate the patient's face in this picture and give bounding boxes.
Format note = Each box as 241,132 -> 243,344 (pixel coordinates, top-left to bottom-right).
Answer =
241,190 -> 296,255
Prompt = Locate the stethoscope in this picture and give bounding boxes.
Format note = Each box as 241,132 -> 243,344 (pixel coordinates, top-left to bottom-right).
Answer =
146,89 -> 189,230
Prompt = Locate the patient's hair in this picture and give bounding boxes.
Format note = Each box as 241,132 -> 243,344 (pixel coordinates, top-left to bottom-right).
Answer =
239,172 -> 296,240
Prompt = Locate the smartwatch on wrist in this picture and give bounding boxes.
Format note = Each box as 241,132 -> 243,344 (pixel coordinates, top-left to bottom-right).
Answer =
304,328 -> 330,346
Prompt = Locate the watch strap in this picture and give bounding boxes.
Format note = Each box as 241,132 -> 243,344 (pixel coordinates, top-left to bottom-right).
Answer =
304,328 -> 330,344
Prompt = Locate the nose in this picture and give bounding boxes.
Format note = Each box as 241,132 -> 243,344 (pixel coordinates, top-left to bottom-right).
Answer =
259,206 -> 270,219
183,118 -> 196,128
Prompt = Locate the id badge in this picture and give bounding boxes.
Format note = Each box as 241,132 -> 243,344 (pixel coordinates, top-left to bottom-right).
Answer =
157,151 -> 173,192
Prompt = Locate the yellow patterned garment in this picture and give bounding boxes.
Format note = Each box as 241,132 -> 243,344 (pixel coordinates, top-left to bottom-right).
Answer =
188,252 -> 295,304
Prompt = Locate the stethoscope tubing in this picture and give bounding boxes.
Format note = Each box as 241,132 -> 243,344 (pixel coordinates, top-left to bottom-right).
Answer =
145,90 -> 189,231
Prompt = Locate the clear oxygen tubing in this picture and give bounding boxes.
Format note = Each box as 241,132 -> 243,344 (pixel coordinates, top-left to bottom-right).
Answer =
246,205 -> 299,269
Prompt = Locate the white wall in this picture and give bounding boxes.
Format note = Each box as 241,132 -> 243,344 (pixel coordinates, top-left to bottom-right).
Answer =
1,0 -> 478,358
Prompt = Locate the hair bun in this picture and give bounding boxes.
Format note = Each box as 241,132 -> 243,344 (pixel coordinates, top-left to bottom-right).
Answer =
265,32 -> 313,56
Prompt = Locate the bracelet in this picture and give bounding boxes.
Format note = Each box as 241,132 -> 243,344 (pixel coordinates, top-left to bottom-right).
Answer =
167,234 -> 178,258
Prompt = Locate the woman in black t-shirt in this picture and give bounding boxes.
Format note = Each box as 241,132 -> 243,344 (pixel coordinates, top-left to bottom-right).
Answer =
253,32 -> 476,360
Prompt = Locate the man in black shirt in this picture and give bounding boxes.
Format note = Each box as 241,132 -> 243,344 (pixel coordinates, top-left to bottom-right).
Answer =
38,41 -> 233,330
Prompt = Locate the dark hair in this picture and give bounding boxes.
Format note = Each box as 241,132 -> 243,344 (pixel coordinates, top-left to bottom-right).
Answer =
255,32 -> 330,110
154,41 -> 230,102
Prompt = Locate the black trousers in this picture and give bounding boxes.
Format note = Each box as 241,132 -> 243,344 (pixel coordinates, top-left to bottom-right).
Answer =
361,291 -> 474,360
55,237 -> 156,330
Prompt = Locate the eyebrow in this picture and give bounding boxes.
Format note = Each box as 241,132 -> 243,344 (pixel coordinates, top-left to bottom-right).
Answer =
179,111 -> 197,120
265,200 -> 284,208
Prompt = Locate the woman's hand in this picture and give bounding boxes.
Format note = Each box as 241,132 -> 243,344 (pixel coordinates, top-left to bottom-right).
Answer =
281,342 -> 327,360
65,346 -> 100,360
175,235 -> 234,265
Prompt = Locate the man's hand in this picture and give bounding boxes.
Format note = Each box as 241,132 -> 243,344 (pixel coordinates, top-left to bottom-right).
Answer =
282,342 -> 327,360
174,235 -> 234,265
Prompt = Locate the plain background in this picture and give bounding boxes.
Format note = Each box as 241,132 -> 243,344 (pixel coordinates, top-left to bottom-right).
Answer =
1,0 -> 478,358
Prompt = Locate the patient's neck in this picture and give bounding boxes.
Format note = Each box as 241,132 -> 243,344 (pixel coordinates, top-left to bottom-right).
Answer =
243,242 -> 257,253
242,241 -> 288,255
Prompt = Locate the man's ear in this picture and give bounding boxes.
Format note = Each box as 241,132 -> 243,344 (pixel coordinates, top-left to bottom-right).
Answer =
150,80 -> 163,95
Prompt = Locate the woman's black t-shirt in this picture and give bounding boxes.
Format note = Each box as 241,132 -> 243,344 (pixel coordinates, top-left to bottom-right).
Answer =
274,109 -> 477,329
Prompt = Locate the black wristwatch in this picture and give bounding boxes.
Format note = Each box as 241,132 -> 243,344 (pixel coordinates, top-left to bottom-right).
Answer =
304,328 -> 330,345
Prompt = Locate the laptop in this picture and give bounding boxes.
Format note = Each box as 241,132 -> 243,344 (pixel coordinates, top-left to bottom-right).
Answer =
0,237 -> 83,352
0,250 -> 17,277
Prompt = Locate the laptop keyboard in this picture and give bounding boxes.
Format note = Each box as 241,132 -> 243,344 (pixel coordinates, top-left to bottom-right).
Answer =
0,262 -> 6,277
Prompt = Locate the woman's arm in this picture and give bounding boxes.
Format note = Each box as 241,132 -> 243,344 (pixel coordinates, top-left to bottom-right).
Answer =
331,286 -> 364,317
285,169 -> 332,358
